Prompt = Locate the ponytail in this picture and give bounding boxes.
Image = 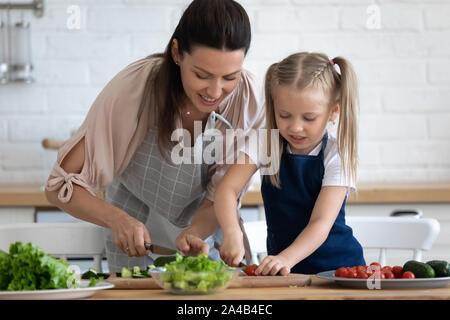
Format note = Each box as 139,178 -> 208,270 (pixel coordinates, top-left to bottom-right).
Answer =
264,62 -> 284,188
332,56 -> 359,185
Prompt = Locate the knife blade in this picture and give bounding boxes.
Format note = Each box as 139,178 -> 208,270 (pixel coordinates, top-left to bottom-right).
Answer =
144,242 -> 177,255
238,262 -> 248,274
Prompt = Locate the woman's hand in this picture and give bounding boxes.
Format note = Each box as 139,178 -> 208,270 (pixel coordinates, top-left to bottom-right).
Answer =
176,228 -> 210,257
255,255 -> 291,276
110,209 -> 151,257
219,230 -> 245,267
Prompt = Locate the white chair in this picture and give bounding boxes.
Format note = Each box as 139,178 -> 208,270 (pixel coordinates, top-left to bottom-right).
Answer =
243,220 -> 268,264
346,216 -> 440,266
244,216 -> 440,266
0,222 -> 106,271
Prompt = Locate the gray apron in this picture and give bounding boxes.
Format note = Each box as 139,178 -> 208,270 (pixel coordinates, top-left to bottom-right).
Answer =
103,112 -> 251,272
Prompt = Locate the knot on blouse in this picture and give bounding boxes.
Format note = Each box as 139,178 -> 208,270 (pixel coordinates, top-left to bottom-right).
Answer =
45,165 -> 95,203
209,111 -> 233,130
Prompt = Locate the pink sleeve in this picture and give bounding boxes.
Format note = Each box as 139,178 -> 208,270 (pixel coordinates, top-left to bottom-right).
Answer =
45,57 -> 158,203
204,69 -> 265,206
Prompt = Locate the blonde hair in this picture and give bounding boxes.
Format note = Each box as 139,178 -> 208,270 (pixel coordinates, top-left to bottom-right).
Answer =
264,52 -> 359,188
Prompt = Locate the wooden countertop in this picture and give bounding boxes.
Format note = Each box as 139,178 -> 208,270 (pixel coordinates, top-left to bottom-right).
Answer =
88,276 -> 450,300
242,182 -> 450,205
0,182 -> 450,208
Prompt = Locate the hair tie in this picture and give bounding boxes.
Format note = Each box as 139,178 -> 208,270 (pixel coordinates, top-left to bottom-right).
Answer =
329,59 -> 335,65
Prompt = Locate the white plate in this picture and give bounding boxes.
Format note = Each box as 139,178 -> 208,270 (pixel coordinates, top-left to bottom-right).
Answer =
317,270 -> 450,289
0,281 -> 114,300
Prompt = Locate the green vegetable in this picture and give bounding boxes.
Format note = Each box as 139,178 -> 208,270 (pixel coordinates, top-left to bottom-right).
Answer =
403,260 -> 435,278
132,266 -> 150,278
81,268 -> 98,280
157,253 -> 234,293
115,266 -> 150,278
0,242 -> 78,291
89,277 -> 97,287
121,267 -> 132,278
153,256 -> 177,267
81,268 -> 110,281
133,266 -> 141,275
426,260 -> 450,277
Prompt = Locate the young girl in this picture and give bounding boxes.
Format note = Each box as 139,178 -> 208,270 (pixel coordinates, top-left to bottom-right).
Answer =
214,52 -> 365,275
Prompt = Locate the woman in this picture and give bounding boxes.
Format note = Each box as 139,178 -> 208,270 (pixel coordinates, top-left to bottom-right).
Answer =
45,0 -> 264,272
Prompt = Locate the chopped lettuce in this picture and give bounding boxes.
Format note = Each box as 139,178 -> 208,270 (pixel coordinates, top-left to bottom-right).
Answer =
158,253 -> 234,293
0,242 -> 78,291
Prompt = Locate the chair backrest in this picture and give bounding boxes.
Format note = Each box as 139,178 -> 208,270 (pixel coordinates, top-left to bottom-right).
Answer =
346,216 -> 440,265
0,222 -> 105,271
243,220 -> 268,264
244,216 -> 440,266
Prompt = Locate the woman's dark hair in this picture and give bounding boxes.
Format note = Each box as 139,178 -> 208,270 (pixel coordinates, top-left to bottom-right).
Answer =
142,0 -> 251,159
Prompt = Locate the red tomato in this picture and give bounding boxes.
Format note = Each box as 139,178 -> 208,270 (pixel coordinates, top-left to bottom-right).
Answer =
392,266 -> 403,278
334,267 -> 348,278
382,266 -> 392,271
245,264 -> 258,276
382,270 -> 395,279
356,266 -> 367,273
370,262 -> 382,269
402,271 -> 415,279
346,269 -> 358,278
356,271 -> 369,279
366,264 -> 381,275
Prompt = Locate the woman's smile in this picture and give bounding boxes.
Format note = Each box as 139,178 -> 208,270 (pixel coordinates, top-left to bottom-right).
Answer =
199,93 -> 220,106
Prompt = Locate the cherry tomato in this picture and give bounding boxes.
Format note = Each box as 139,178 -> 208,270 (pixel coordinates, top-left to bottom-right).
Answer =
402,271 -> 415,279
367,264 -> 381,275
382,270 -> 395,279
356,266 -> 367,273
392,266 -> 403,278
382,266 -> 392,271
356,271 -> 369,279
346,269 -> 358,278
370,262 -> 382,269
245,264 -> 258,276
334,267 -> 348,278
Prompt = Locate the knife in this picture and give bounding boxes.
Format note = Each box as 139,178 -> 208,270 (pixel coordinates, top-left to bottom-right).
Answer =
238,262 -> 248,273
144,242 -> 177,255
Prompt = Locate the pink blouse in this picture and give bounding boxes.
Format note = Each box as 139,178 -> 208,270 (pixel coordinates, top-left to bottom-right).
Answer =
45,56 -> 265,204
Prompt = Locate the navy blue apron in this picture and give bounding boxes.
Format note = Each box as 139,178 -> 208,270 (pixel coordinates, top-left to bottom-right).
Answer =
261,134 -> 365,274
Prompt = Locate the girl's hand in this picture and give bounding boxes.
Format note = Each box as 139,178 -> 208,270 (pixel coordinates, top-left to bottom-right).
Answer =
176,229 -> 210,257
110,209 -> 151,257
255,255 -> 291,276
219,230 -> 245,267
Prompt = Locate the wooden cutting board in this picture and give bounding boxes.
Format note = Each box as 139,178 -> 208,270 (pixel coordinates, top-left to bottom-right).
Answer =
105,273 -> 311,289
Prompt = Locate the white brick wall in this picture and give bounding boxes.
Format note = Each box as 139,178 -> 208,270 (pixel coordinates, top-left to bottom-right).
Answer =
0,0 -> 449,185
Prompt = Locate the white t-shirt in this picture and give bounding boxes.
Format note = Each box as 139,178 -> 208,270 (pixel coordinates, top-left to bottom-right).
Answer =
240,132 -> 356,195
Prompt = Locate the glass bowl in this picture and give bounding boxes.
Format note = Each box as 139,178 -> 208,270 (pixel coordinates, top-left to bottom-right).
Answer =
149,268 -> 238,295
